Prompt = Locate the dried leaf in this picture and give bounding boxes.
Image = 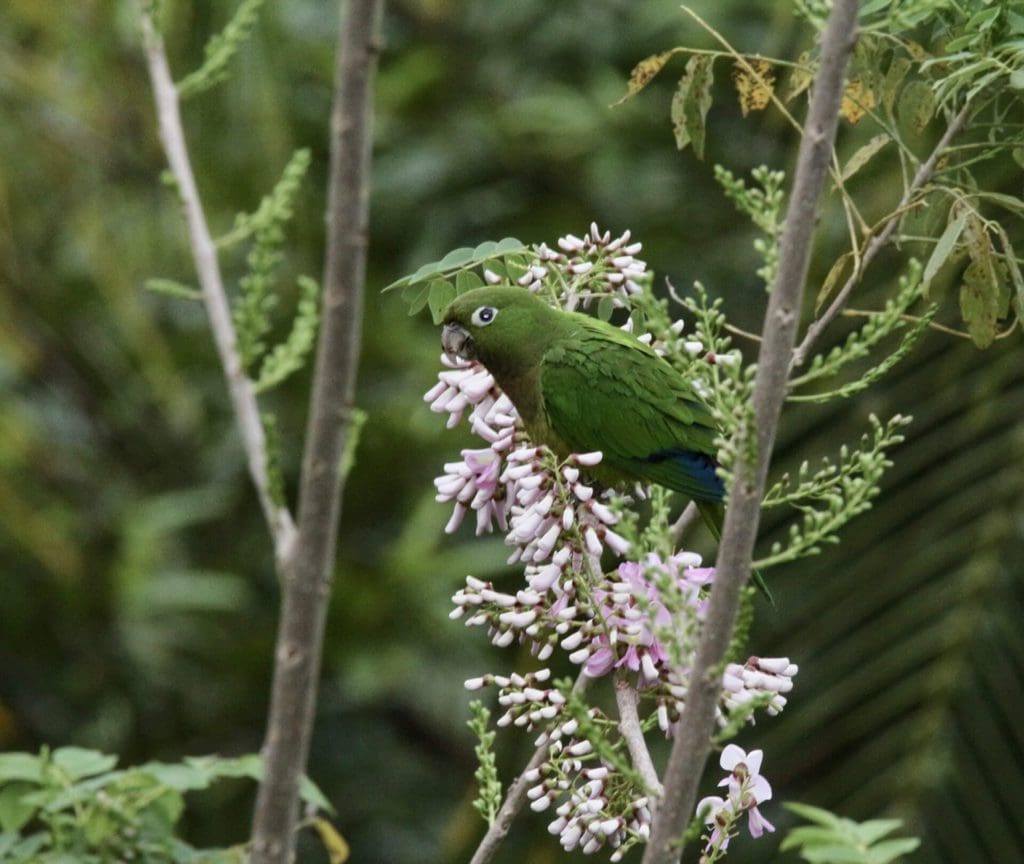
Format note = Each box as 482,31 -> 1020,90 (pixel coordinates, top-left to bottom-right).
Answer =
671,55 -> 715,159
842,134 -> 890,181
840,79 -> 876,124
614,50 -> 680,106
733,58 -> 775,117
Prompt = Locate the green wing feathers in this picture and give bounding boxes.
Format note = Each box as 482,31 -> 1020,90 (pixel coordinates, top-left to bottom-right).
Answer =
538,319 -> 723,501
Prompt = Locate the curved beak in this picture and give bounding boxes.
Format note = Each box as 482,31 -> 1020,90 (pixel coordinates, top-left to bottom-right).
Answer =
442,322 -> 476,360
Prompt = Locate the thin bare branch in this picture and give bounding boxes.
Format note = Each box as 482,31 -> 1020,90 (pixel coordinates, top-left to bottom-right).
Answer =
668,500 -> 701,548
469,674 -> 590,864
138,8 -> 296,560
641,3 -> 861,862
250,1 -> 384,861
615,674 -> 663,796
792,102 -> 972,368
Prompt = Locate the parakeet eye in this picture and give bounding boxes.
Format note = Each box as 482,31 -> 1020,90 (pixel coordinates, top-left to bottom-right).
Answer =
471,306 -> 498,327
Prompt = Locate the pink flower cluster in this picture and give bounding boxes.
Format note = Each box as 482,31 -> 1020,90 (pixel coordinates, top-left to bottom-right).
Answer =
579,554 -> 713,685
722,656 -> 798,718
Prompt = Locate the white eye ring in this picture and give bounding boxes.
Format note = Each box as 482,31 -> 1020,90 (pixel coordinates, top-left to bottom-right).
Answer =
471,306 -> 498,327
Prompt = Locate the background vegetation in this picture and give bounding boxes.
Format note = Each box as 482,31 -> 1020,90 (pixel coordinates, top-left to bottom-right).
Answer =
1,1 -> 1021,862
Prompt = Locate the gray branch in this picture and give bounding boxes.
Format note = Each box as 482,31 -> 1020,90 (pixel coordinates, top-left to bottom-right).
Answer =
640,3 -> 860,863
615,674 -> 663,796
139,8 -> 296,560
792,102 -> 971,368
249,1 -> 384,862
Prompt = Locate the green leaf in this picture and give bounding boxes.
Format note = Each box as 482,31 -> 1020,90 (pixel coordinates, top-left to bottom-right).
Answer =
0,783 -> 39,832
383,238 -> 525,293
51,748 -> 117,781
144,278 -> 202,301
436,246 -> 475,270
141,760 -> 216,792
427,279 -> 456,325
255,275 -> 321,393
402,282 -> 430,316
784,801 -> 844,828
455,269 -> 484,295
923,209 -> 967,285
300,776 -> 335,815
177,0 -> 267,99
597,295 -> 615,321
781,825 -> 850,850
0,754 -> 44,785
800,846 -> 873,863
866,837 -> 921,864
853,818 -> 903,845
671,55 -> 714,159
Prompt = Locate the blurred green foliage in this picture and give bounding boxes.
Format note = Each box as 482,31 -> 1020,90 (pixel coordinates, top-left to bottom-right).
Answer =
1,1 -> 1022,863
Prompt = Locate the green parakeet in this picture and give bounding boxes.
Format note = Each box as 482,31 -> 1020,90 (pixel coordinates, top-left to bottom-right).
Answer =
441,285 -> 728,539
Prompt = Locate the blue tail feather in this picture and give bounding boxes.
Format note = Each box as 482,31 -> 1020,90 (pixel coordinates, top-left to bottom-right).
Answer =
645,448 -> 724,502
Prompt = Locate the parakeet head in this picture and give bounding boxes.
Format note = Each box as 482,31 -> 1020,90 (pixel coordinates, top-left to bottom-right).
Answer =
441,286 -> 561,374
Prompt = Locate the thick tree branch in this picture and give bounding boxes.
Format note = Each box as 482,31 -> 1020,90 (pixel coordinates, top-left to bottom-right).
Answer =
139,9 -> 296,560
250,1 -> 384,862
640,3 -> 860,863
792,102 -> 971,368
469,674 -> 589,864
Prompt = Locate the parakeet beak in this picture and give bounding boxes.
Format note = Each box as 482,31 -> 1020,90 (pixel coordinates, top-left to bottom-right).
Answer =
442,322 -> 477,360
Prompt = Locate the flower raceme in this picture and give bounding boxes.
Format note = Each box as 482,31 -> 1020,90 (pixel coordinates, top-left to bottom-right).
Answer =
426,225 -> 795,860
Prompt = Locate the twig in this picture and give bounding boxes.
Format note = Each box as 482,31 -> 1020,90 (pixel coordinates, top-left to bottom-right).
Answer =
468,674 -> 590,864
138,8 -> 296,560
792,102 -> 972,368
641,3 -> 860,862
614,674 -> 663,796
249,1 -> 384,862
842,308 -> 1019,341
668,500 -> 700,548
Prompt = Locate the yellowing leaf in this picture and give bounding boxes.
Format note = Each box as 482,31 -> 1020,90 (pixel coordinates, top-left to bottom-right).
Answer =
899,80 -> 935,133
841,133 -> 890,182
733,58 -> 776,117
960,215 -> 1009,348
614,49 -> 681,106
312,818 -> 350,864
882,56 -> 911,114
905,40 -> 929,62
840,79 -> 875,124
960,260 -> 1005,348
786,52 -> 814,103
671,55 -> 715,159
816,251 -> 854,312
923,209 -> 967,285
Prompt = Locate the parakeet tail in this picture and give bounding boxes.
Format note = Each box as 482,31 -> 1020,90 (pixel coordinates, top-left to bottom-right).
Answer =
695,500 -> 774,607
